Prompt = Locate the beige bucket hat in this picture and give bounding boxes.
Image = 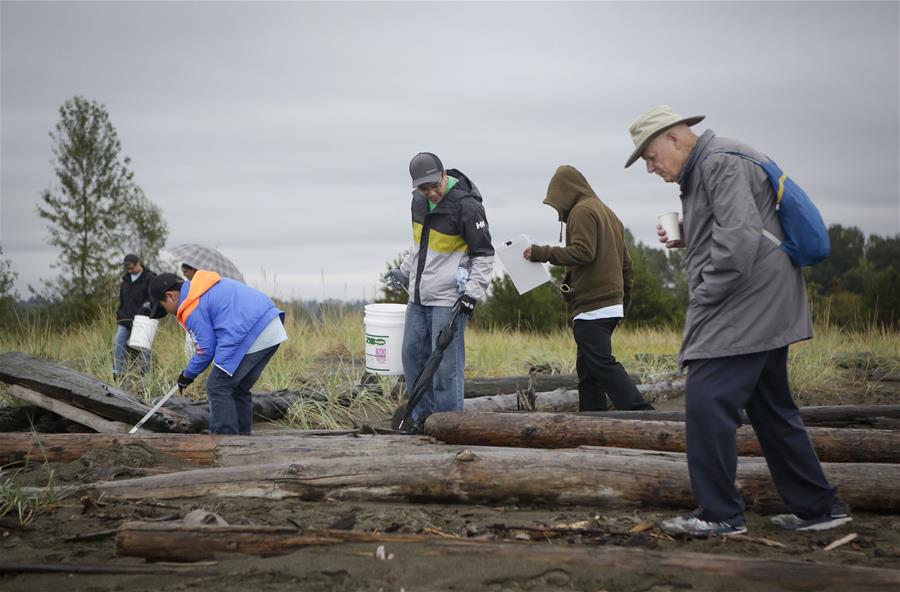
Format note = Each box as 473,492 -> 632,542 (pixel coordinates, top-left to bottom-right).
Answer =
624,105 -> 705,168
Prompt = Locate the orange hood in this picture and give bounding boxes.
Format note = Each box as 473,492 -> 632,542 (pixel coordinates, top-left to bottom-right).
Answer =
176,270 -> 221,328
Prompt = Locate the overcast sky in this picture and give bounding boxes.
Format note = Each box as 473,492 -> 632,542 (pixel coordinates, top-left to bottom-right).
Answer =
2,1 -> 898,302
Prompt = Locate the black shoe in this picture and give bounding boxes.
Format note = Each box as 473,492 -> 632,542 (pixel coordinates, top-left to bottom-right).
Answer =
398,423 -> 423,435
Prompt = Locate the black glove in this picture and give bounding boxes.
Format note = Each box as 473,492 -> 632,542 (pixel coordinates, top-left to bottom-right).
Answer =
455,294 -> 477,318
137,301 -> 152,317
176,372 -> 194,393
387,268 -> 408,287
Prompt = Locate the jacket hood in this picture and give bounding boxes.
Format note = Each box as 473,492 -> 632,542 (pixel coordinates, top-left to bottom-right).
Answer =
176,270 -> 221,328
542,165 -> 597,222
417,168 -> 482,207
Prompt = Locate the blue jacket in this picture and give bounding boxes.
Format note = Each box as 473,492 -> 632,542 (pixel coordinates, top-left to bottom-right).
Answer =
176,271 -> 284,378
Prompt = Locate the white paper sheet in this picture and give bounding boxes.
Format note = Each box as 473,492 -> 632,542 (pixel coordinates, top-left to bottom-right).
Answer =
495,234 -> 552,295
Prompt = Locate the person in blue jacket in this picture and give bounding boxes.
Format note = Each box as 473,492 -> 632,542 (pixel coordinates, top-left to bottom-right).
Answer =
149,271 -> 287,434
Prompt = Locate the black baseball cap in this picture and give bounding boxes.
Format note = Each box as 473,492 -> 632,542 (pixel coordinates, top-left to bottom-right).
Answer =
123,254 -> 139,265
149,272 -> 183,302
409,152 -> 444,188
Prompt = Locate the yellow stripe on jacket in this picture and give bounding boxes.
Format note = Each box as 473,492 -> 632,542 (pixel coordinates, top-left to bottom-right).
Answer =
412,222 -> 467,254
176,270 -> 221,329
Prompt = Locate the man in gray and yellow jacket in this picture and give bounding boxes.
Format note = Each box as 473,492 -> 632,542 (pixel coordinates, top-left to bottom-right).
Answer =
390,152 -> 494,432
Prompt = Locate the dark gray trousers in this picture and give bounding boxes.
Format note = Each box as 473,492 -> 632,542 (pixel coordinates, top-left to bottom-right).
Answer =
686,346 -> 836,522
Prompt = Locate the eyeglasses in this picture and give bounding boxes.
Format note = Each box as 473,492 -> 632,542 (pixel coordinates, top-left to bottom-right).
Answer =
417,181 -> 441,193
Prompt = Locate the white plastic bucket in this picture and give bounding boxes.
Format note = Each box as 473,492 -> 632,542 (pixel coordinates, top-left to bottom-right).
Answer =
364,303 -> 406,375
127,315 -> 159,351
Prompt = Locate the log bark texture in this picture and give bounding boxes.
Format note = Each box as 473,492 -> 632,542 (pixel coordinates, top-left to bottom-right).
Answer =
89,446 -> 900,512
0,431 -> 440,466
0,352 -> 192,432
424,411 -> 900,463
7,385 -> 137,434
463,382 -> 683,413
580,404 -> 900,429
113,522 -> 900,590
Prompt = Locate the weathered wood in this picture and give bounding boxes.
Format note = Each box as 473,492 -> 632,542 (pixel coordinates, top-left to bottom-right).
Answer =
87,446 -> 900,512
0,432 -> 440,466
424,411 -> 900,463
0,560 -> 214,576
113,522 -> 900,590
159,389 -> 328,431
581,404 -> 900,429
463,381 -> 683,413
0,352 -> 192,433
463,374 -> 578,398
8,385 -> 137,434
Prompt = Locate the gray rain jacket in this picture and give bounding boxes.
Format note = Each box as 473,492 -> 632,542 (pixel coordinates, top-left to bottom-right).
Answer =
677,130 -> 813,365
400,169 -> 494,306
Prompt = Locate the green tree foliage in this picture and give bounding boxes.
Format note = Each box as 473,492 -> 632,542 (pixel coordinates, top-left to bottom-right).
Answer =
36,96 -> 168,317
477,266 -> 569,332
622,230 -> 685,327
0,249 -> 18,325
805,225 -> 865,293
377,251 -> 410,304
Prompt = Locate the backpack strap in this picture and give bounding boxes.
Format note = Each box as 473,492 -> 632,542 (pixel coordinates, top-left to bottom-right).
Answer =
700,151 -> 783,248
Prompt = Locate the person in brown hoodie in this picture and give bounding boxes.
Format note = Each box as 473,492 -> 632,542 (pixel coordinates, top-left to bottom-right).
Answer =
525,165 -> 653,412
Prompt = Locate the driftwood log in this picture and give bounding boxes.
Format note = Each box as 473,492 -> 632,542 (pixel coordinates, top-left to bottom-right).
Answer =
86,446 -> 900,512
463,382 -> 684,413
423,411 -> 900,463
0,432 -> 439,466
0,351 -> 327,433
0,352 -> 192,433
581,404 -> 900,429
112,522 -> 900,591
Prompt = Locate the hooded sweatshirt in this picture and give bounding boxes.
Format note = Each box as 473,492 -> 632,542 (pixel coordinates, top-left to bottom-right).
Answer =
529,166 -> 634,319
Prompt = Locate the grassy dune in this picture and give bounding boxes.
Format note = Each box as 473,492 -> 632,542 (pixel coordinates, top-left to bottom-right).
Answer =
1,308 -> 897,427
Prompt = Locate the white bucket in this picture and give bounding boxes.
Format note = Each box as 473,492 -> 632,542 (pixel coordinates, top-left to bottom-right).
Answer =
127,315 -> 159,351
364,303 -> 406,375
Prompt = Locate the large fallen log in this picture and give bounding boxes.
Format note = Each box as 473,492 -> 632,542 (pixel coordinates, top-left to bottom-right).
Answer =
87,446 -> 900,512
424,411 -> 900,463
7,385 -> 137,434
0,351 -> 328,434
581,404 -> 900,429
0,431 -> 438,466
113,522 -> 900,591
0,352 -> 192,433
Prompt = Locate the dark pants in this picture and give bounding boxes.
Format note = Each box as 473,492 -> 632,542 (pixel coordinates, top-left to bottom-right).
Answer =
205,344 -> 280,435
686,347 -> 837,522
573,318 -> 653,411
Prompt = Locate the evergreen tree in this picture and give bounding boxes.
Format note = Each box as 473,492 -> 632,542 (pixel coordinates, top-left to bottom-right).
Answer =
0,248 -> 18,325
36,96 -> 167,315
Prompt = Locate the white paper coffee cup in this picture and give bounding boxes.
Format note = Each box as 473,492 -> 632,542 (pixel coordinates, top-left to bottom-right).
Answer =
658,212 -> 681,242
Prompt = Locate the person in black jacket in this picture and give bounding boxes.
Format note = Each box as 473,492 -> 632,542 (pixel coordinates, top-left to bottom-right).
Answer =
114,254 -> 156,378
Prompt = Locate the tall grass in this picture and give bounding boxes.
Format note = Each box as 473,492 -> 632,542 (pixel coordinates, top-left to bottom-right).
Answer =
1,304 -> 897,427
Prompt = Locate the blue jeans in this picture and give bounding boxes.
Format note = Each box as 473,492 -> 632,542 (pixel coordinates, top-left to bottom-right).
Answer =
113,324 -> 151,375
204,344 -> 280,435
401,303 -> 466,425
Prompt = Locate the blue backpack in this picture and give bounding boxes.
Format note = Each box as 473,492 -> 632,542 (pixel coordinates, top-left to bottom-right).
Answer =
711,151 -> 830,267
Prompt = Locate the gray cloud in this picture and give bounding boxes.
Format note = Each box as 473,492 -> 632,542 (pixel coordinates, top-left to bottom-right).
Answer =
2,1 -> 898,300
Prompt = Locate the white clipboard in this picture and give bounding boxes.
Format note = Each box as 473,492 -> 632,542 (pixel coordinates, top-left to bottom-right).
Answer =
496,234 -> 552,295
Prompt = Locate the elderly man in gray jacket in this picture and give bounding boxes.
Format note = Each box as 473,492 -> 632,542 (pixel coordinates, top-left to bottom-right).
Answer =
625,105 -> 850,538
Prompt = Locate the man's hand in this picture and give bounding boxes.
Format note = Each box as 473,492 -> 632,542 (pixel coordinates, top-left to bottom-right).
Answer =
137,301 -> 152,317
523,246 -> 533,261
455,294 -> 477,318
176,372 -> 194,393
657,223 -> 686,249
387,268 -> 408,287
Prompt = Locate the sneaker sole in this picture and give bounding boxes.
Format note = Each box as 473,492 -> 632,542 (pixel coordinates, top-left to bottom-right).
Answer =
795,516 -> 853,531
